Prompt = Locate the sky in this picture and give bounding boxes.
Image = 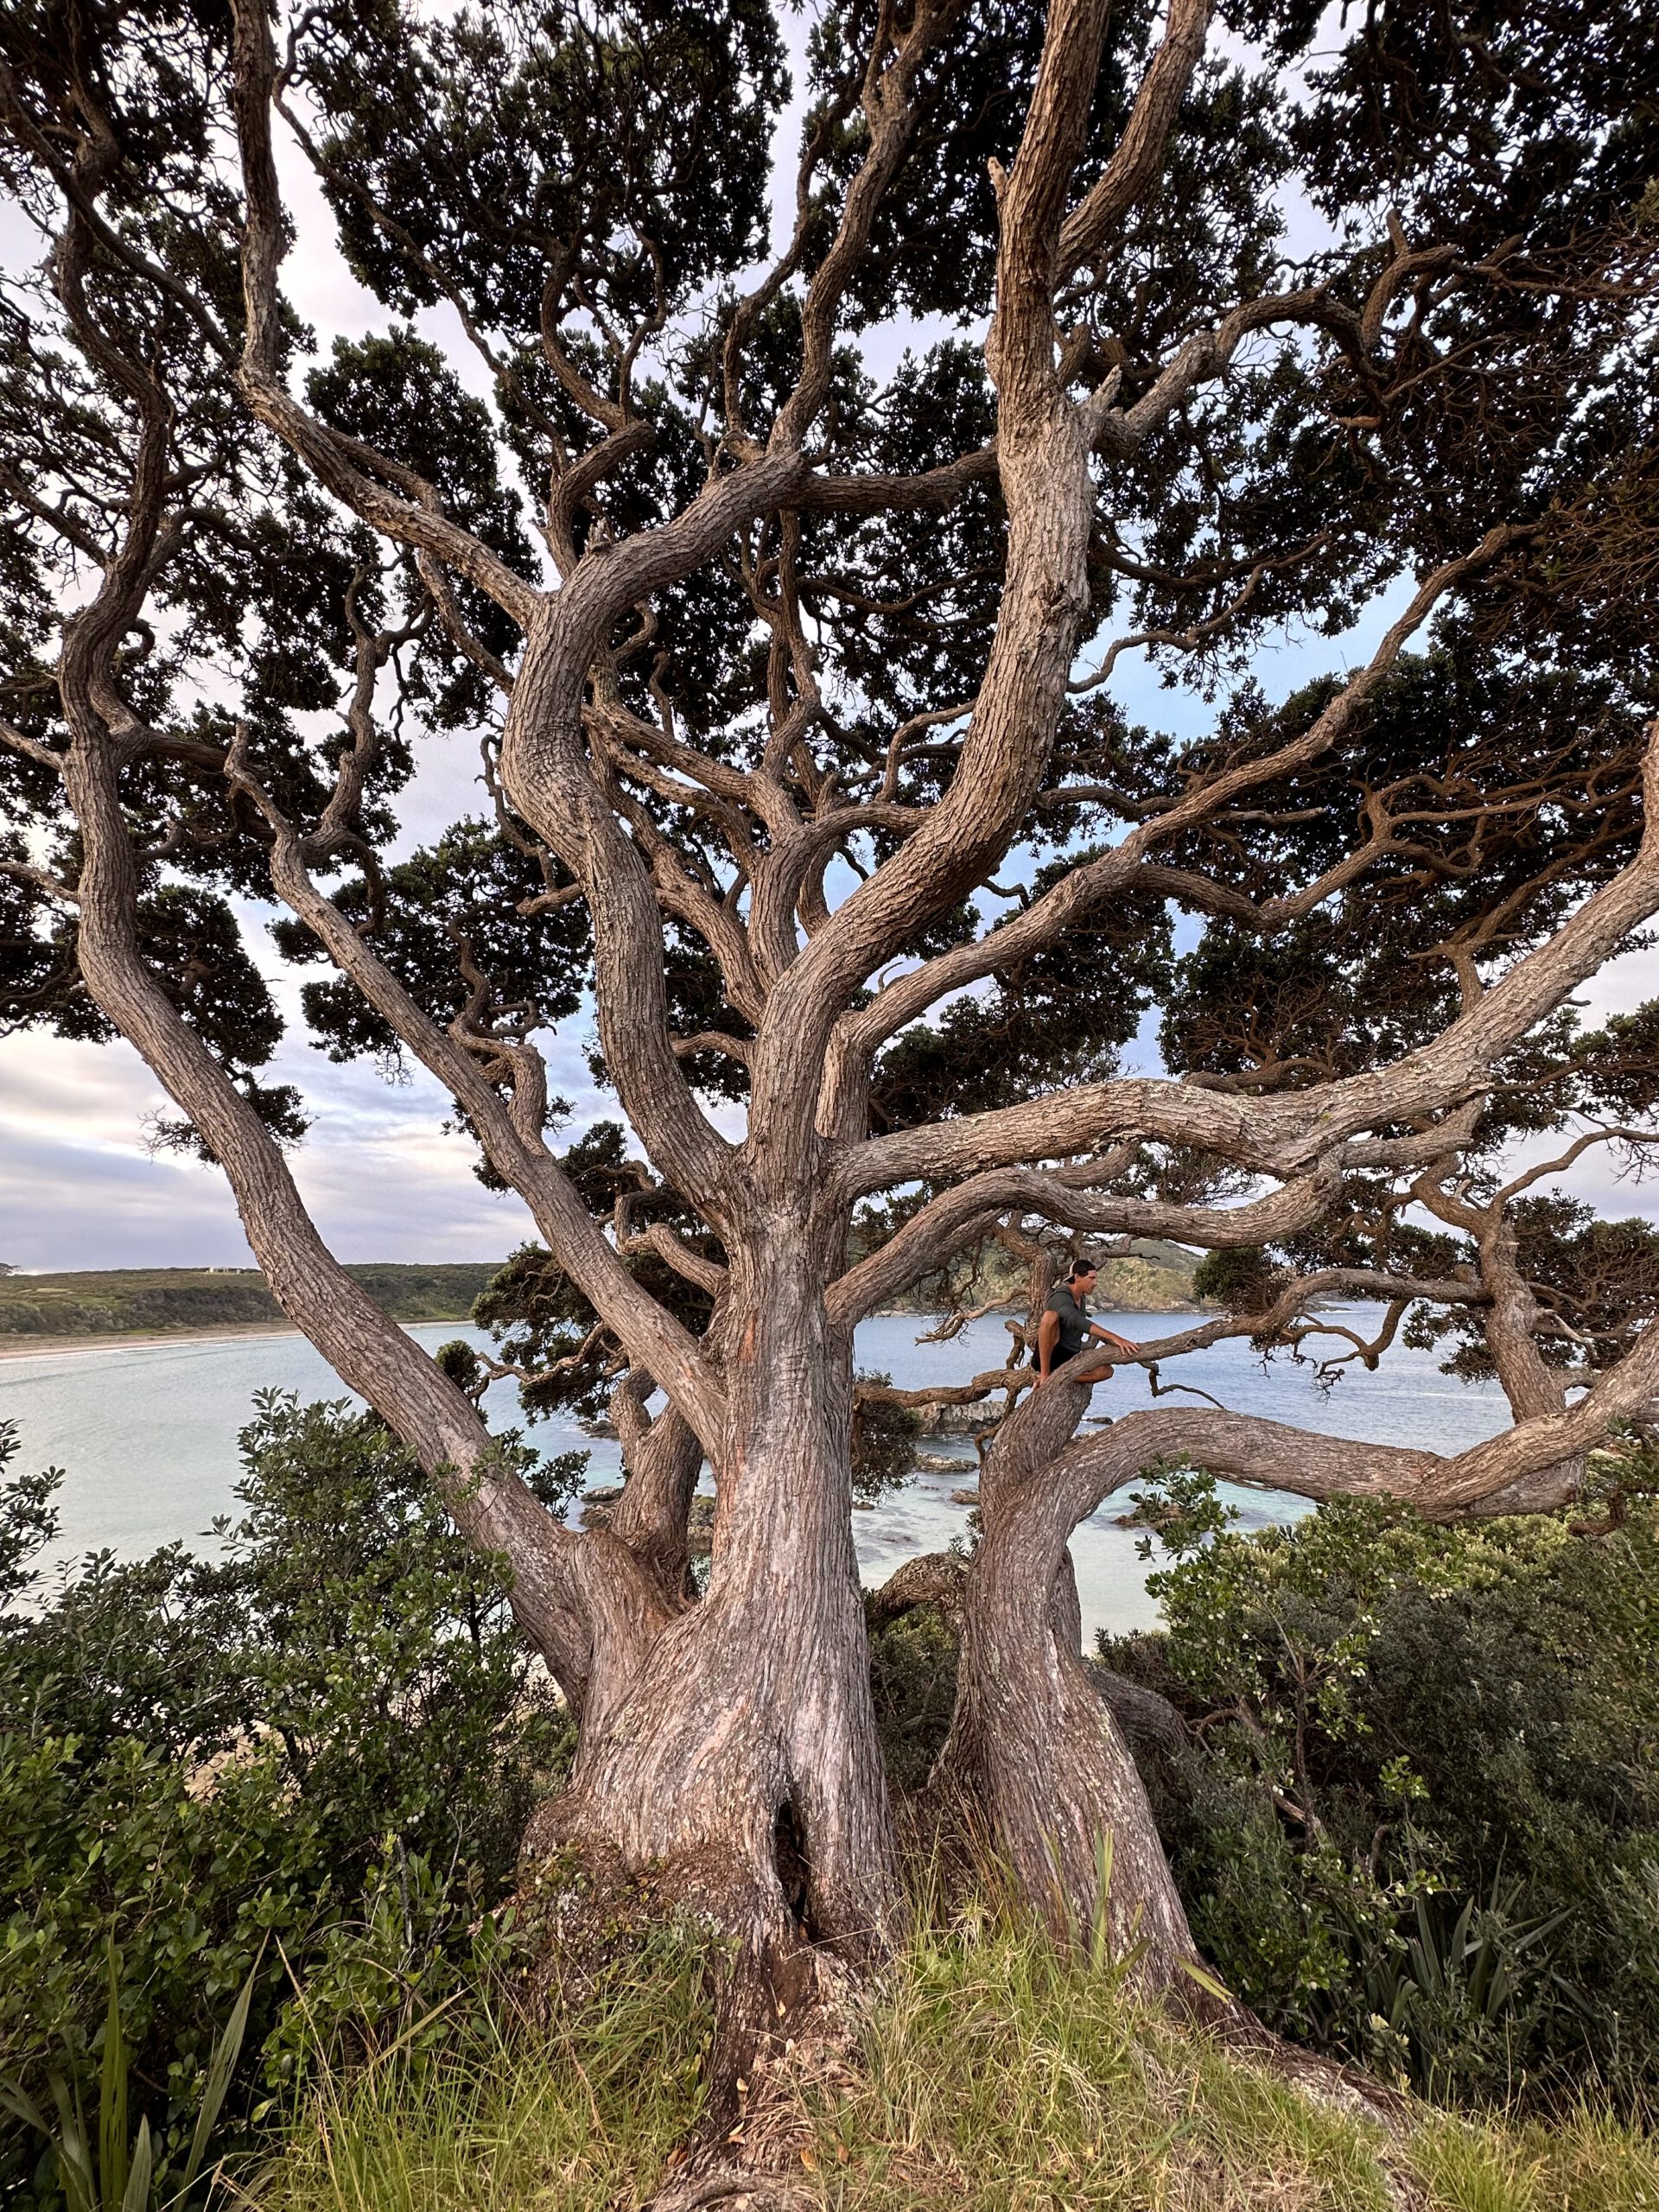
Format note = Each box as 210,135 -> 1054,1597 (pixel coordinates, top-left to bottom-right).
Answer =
2,13 -> 1653,1274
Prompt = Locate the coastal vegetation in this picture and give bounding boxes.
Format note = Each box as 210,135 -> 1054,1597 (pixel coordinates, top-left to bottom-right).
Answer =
0,1403 -> 579,2206
0,1266 -> 505,1340
1118,1474 -> 1659,2111
3,1404 -> 1656,2205
4,0 -> 1659,2200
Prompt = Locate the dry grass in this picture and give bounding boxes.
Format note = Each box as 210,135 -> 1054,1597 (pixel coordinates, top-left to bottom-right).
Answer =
255,1895 -> 1659,2212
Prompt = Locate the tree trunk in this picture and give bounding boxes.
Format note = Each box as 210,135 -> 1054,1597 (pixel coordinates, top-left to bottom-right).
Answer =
937,1372 -> 1207,1995
608,1398 -> 704,1608
524,1222 -> 900,2065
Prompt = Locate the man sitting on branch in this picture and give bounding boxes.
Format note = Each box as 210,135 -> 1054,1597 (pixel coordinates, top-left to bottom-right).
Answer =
1036,1258 -> 1141,1385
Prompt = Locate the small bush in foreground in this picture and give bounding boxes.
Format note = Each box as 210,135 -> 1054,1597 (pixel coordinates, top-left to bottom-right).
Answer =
869,1605 -> 959,1796
0,1402 -> 576,2204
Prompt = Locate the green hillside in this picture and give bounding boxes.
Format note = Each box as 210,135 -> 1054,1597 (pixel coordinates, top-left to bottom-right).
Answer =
885,1233 -> 1204,1316
0,1239 -> 1203,1342
1092,1236 -> 1206,1310
0,1263 -> 501,1338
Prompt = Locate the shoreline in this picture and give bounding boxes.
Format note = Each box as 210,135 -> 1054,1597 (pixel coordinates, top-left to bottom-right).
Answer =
0,1323 -> 303,1363
2,1301 -> 1211,1363
0,1318 -> 474,1363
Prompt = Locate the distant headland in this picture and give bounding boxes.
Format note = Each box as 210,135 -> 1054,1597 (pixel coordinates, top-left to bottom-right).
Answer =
0,1263 -> 501,1345
0,1242 -> 1206,1356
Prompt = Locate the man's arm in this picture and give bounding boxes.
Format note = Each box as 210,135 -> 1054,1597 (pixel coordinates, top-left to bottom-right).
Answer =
1088,1324 -> 1140,1356
1036,1306 -> 1061,1382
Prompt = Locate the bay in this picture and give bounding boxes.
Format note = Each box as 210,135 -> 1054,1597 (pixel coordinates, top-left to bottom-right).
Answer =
1,1306 -> 1510,1639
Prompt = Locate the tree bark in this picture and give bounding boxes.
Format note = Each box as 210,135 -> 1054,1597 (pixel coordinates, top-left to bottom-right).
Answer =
608,1397 -> 705,1609
937,1374 -> 1208,1993
524,1223 -> 899,2064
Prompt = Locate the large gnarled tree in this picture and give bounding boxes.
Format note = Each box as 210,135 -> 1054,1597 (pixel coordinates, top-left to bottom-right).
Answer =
4,0 -> 1659,2039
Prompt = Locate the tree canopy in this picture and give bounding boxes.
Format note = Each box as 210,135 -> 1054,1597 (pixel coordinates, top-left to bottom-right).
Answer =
3,0 -> 1659,2053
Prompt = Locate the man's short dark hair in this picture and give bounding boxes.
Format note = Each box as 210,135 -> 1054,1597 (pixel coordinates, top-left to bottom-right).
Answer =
1067,1256 -> 1097,1281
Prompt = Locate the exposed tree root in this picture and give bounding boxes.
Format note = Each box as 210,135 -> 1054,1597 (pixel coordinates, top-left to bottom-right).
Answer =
647,1996 -> 865,2210
509,1836 -> 863,2199
1209,1999 -> 1410,2134
648,2177 -> 817,2212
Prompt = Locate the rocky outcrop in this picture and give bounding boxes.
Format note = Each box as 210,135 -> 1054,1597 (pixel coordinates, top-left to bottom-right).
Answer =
914,1396 -> 1001,1440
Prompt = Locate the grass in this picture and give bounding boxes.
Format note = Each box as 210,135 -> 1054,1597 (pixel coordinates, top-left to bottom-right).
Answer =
253,1916 -> 715,2212
252,1894 -> 1659,2212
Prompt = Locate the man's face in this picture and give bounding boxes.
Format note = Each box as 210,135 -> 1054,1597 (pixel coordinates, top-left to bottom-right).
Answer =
1074,1268 -> 1099,1295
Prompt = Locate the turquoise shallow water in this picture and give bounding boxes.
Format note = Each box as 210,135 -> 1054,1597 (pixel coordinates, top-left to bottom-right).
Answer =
2,1306 -> 1510,1638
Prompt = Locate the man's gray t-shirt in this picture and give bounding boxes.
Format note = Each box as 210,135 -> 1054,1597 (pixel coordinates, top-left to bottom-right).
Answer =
1046,1284 -> 1090,1363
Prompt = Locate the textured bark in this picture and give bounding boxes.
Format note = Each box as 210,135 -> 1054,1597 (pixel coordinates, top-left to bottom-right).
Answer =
931,1342 -> 1657,1979
528,1225 -> 899,1999
607,1401 -> 705,1609
1086,1661 -> 1190,1763
868,1549 -> 969,1630
937,1372 -> 1205,1987
869,1549 -> 1187,1763
514,0 -> 1132,1988
842,724 -> 1659,1203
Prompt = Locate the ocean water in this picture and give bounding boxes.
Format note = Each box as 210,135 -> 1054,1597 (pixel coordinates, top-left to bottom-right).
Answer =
1,1306 -> 1510,1639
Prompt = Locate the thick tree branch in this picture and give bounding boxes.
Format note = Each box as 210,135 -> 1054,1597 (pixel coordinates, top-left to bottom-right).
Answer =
1058,0 -> 1212,281
830,1158 -> 1345,1326
744,0 -> 1130,1165
229,0 -> 543,631
772,0 -> 971,454
52,627 -> 666,1718
846,717 -> 1659,1193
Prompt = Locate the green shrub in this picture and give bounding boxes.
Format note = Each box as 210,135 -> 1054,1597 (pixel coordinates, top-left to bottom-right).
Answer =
851,1373 -> 925,1501
1103,1466 -> 1659,2107
2,1941 -> 259,2212
0,1400 -> 577,2202
868,1606 -> 959,1794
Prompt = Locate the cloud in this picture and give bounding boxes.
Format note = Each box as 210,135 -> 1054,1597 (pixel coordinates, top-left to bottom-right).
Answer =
0,1123 -> 249,1272
0,1028 -> 541,1270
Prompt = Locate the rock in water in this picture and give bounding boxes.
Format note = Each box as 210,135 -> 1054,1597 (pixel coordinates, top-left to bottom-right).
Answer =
915,1396 -> 1000,1439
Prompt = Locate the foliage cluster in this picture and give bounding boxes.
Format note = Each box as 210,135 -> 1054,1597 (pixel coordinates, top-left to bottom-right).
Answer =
868,1605 -> 960,1797
1103,1461 -> 1659,2107
7,0 -> 1658,1395
0,1402 -> 578,2206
